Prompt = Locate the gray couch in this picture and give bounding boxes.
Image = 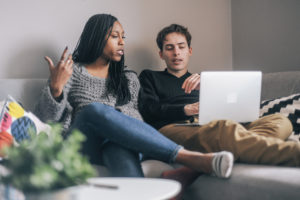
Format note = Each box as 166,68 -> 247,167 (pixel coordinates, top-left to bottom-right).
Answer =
184,71 -> 300,200
1,71 -> 300,200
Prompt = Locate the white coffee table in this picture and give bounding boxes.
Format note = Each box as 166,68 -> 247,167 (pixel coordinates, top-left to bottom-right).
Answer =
31,177 -> 181,200
8,178 -> 181,200
84,177 -> 181,200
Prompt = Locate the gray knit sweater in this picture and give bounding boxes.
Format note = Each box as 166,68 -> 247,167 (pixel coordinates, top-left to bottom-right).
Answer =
34,65 -> 143,130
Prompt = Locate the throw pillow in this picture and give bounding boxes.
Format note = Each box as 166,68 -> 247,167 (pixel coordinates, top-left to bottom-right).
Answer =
0,131 -> 13,157
0,95 -> 51,144
260,93 -> 300,138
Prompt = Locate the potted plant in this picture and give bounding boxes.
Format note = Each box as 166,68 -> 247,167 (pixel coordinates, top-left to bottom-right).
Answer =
0,124 -> 96,199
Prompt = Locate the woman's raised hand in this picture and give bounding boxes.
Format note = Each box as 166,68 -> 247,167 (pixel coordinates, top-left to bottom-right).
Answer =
44,46 -> 73,98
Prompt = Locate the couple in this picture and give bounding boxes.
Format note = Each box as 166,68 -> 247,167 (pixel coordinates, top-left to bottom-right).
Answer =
35,13 -> 300,185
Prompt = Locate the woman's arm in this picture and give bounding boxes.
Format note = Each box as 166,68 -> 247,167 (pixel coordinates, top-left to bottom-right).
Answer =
34,79 -> 72,123
34,47 -> 73,123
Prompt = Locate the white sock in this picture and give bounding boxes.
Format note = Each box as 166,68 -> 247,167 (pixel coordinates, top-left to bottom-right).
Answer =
211,151 -> 234,178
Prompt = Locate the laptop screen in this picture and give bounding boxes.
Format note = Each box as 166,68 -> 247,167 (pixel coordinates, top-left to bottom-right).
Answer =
198,71 -> 262,125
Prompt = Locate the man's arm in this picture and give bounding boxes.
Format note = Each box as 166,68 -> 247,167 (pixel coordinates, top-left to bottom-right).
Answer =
181,73 -> 201,115
138,70 -> 190,122
183,102 -> 199,116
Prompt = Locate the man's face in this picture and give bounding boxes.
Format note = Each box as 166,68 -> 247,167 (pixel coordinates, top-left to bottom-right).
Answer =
159,32 -> 192,75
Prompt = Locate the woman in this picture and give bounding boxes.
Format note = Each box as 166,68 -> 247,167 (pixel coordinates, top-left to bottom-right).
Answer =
35,14 -> 233,178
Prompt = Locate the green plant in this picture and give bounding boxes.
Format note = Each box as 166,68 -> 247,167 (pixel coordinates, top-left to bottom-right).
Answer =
0,124 -> 96,193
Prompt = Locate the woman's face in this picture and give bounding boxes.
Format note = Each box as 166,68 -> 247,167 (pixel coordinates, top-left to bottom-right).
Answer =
101,21 -> 125,62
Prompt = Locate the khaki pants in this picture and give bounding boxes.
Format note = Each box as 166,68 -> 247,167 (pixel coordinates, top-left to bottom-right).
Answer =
159,114 -> 300,166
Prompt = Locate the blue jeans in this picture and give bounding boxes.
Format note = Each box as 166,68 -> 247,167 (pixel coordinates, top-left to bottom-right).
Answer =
68,103 -> 181,177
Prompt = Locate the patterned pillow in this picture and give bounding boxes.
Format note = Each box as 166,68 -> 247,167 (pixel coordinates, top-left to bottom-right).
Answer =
0,95 -> 51,144
260,93 -> 300,137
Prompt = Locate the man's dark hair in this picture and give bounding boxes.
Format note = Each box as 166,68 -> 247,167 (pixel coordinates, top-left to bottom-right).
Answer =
73,14 -> 131,106
156,24 -> 192,51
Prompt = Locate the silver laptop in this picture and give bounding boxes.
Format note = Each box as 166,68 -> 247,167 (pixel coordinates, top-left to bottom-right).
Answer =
177,71 -> 262,125
198,71 -> 262,124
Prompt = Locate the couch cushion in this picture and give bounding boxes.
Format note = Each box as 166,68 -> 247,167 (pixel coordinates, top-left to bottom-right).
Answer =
0,79 -> 47,111
184,164 -> 300,200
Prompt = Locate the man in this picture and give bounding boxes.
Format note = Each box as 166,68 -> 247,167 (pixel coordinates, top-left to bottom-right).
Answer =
138,24 -> 300,166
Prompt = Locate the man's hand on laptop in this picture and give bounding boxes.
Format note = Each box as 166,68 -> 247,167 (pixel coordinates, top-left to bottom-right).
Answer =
184,102 -> 199,116
182,73 -> 201,94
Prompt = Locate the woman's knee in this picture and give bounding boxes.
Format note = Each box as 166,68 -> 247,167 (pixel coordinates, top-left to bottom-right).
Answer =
80,102 -> 114,121
83,102 -> 107,114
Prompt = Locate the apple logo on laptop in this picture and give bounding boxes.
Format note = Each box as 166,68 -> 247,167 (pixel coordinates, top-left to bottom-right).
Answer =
227,93 -> 238,104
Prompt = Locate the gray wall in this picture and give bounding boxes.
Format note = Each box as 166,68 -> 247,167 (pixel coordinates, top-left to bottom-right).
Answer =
1,0 -> 299,79
0,0 -> 232,79
232,0 -> 300,72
